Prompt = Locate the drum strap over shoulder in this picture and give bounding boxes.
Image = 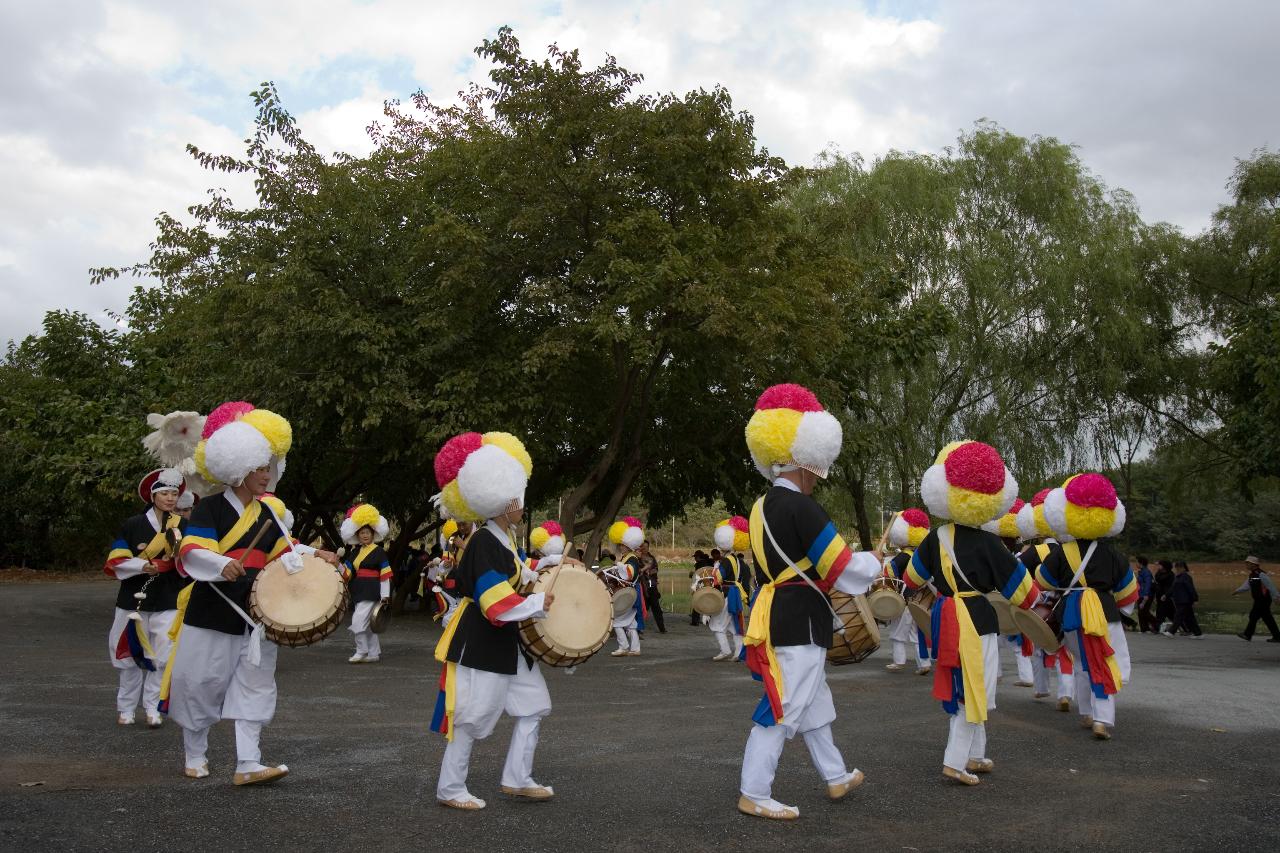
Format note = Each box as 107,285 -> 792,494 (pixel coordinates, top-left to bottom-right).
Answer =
937,524 -> 988,723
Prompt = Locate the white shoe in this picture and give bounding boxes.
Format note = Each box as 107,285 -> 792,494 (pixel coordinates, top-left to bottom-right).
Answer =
363,656 -> 380,663
712,652 -> 730,661
439,794 -> 486,810
117,713 -> 135,726
737,795 -> 799,820
610,649 -> 629,657
348,653 -> 367,663
184,762 -> 209,779
885,663 -> 904,672
1160,630 -> 1174,637
146,713 -> 164,729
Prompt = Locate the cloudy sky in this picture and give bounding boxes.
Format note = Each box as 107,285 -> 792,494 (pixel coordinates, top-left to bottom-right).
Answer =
2,0 -> 1277,345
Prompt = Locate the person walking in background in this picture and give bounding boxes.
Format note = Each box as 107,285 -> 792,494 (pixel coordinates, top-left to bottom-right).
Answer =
1151,559 -> 1176,634
691,549 -> 713,626
1162,561 -> 1202,638
1234,556 -> 1280,643
639,544 -> 666,633
1134,556 -> 1155,633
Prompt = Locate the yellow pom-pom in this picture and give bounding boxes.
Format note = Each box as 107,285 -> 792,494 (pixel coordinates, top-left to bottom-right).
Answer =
608,521 -> 629,545
260,495 -> 286,519
193,440 -> 213,482
947,485 -> 1004,528
907,526 -> 928,548
482,431 -> 532,477
351,504 -> 380,529
934,440 -> 966,465
530,527 -> 551,550
733,530 -> 750,552
441,480 -> 479,522
745,408 -> 803,467
241,409 -> 292,458
442,519 -> 459,539
1063,503 -> 1115,541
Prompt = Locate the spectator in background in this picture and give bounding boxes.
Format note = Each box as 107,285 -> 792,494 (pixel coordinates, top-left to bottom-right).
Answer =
1162,561 -> 1203,638
1234,556 -> 1280,643
638,542 -> 665,634
1134,555 -> 1155,633
1151,559 -> 1176,634
691,549 -> 713,625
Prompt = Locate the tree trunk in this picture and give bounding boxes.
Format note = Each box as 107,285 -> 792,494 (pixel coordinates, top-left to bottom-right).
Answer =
849,472 -> 873,549
583,447 -> 644,562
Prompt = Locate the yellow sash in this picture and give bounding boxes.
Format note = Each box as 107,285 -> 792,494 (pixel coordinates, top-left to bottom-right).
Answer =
744,497 -> 799,717
353,543 -> 377,570
1062,541 -> 1123,690
219,500 -> 262,553
431,598 -> 472,742
158,583 -> 194,710
939,524 -> 988,723
138,512 -> 182,561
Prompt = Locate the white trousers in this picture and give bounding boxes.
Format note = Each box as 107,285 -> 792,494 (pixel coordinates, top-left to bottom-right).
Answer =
739,644 -> 844,800
611,608 -> 637,630
350,601 -> 382,658
108,608 -> 177,716
1015,649 -> 1034,683
942,634 -> 999,771
1065,622 -> 1130,727
1032,651 -> 1074,699
613,626 -> 640,652
437,655 -> 552,801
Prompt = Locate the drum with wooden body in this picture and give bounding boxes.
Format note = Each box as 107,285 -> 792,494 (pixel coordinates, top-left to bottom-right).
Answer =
519,564 -> 612,667
691,567 -> 725,616
985,591 -> 1018,635
867,574 -> 906,621
601,568 -> 638,618
907,584 -> 939,633
1012,598 -> 1063,652
250,553 -> 350,647
827,591 -> 880,665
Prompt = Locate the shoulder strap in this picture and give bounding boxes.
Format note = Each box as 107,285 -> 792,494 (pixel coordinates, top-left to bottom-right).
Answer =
937,524 -> 979,593
1061,540 -> 1099,591
756,495 -> 845,633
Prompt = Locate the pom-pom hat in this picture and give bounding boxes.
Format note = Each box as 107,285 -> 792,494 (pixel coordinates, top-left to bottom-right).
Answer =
714,516 -> 750,552
1015,489 -> 1054,540
138,468 -> 186,504
1043,473 -> 1126,541
433,431 -> 532,522
194,401 -> 292,489
982,498 -> 1025,539
608,516 -> 645,551
530,520 -> 566,556
341,503 -> 390,544
888,508 -> 931,548
745,383 -> 842,480
920,440 -> 1018,527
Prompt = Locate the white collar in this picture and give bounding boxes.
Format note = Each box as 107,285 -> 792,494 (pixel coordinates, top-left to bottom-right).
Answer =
772,476 -> 801,493
485,519 -> 513,548
223,489 -> 246,516
145,507 -> 162,532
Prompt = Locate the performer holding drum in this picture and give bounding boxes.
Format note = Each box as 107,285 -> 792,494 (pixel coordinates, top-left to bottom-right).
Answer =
604,517 -> 646,657
429,430 -> 557,810
884,509 -> 932,676
902,440 -> 1041,786
1015,491 -> 1075,711
737,384 -> 882,821
1036,474 -> 1137,740
104,467 -> 190,728
339,503 -> 392,664
167,401 -> 339,785
983,500 -> 1037,688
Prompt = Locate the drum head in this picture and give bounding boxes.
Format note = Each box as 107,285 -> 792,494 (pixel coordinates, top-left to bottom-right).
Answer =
254,555 -> 343,628
908,601 -> 932,634
985,591 -> 1018,634
867,589 -> 905,621
611,586 -> 637,617
535,566 -> 613,653
691,586 -> 725,616
1012,607 -> 1061,652
370,601 -> 391,634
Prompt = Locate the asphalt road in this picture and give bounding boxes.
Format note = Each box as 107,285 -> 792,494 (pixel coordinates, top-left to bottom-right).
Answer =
2,580 -> 1278,852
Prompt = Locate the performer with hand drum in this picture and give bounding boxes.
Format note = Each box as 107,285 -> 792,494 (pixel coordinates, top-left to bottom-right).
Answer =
339,503 -> 392,664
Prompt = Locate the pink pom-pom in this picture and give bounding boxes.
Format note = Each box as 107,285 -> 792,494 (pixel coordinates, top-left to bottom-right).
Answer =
754,383 -> 823,413
728,515 -> 749,532
345,505 -> 358,519
1008,498 -> 1026,514
943,441 -> 1005,494
202,401 -> 255,439
540,520 -> 563,536
1030,488 -> 1051,506
901,508 -> 930,529
434,432 -> 484,488
1065,473 -> 1118,510
622,516 -> 643,528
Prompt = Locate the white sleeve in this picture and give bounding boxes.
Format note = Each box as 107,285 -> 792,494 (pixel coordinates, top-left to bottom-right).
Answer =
292,543 -> 317,557
834,551 -> 883,596
537,554 -> 563,567
380,579 -> 391,599
111,558 -> 147,580
182,546 -> 233,582
494,591 -> 547,622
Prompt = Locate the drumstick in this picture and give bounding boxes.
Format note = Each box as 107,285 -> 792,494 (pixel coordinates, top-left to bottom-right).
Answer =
542,541 -> 572,598
874,512 -> 898,554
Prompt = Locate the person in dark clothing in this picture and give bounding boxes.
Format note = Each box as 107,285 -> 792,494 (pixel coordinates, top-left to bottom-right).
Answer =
691,549 -> 713,625
639,543 -> 666,633
1134,556 -> 1155,633
1151,560 -> 1176,634
1233,556 -> 1280,642
1162,561 -> 1202,638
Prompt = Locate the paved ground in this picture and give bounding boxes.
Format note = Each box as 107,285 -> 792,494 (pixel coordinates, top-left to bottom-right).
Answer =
2,581 -> 1278,852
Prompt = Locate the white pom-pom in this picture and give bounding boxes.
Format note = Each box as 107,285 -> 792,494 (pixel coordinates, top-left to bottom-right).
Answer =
456,444 -> 528,520
340,517 -> 359,545
980,518 -> 1002,535
204,421 -> 272,486
997,469 -> 1019,517
622,526 -> 644,551
374,517 -> 390,542
791,410 -> 843,478
543,534 -> 565,556
887,515 -> 910,547
1042,488 -> 1070,540
714,525 -> 736,551
1106,500 -> 1126,538
920,464 -> 949,519
283,509 -> 295,532
1015,503 -> 1038,540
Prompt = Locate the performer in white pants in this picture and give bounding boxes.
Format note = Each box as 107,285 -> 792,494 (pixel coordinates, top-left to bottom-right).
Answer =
884,509 -> 932,675
1031,645 -> 1075,711
169,401 -> 338,785
104,467 -> 189,728
429,430 -> 559,810
1016,491 -> 1074,711
339,503 -> 392,663
709,519 -> 750,661
1036,473 -> 1138,740
738,384 -> 882,820
606,517 -> 646,656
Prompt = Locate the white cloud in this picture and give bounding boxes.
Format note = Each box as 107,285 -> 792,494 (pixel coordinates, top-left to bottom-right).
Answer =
2,0 -> 1278,346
